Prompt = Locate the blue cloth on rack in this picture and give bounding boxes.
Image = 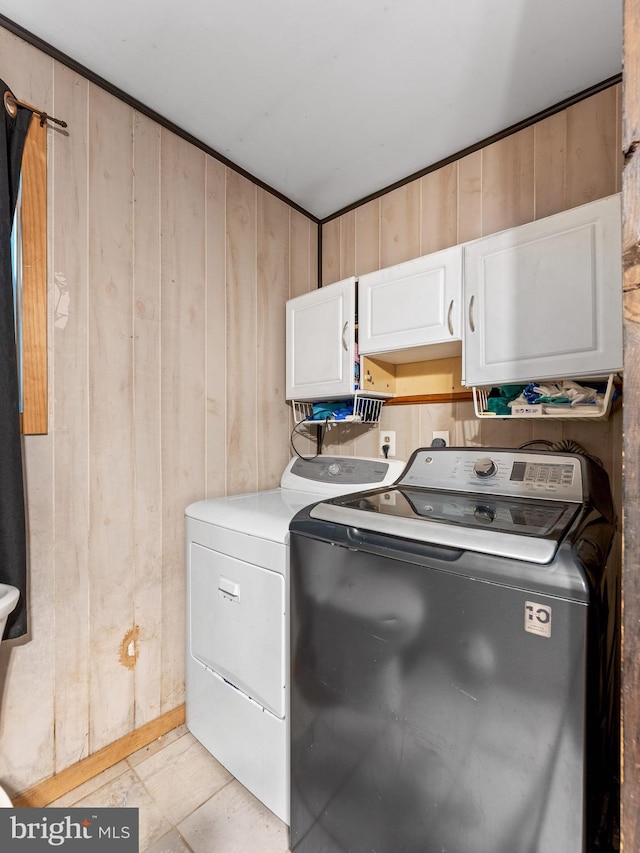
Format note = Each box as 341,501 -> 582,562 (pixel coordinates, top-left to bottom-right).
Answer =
310,401 -> 354,421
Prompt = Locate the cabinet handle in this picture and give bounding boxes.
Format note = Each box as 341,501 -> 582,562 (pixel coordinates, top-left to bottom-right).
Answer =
342,321 -> 349,351
447,300 -> 454,336
468,295 -> 475,333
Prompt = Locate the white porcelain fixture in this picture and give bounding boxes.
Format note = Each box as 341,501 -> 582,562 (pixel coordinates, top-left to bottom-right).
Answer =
0,583 -> 19,807
0,584 -> 19,640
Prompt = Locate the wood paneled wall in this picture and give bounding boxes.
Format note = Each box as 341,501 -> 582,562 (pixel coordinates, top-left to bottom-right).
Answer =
0,28 -> 317,794
320,85 -> 623,511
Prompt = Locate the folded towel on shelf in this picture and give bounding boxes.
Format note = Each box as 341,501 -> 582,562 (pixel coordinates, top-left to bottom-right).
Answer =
486,384 -> 525,415
513,380 -> 600,409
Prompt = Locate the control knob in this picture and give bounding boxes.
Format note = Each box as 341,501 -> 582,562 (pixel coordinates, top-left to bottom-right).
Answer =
328,463 -> 341,476
473,457 -> 497,479
474,504 -> 496,524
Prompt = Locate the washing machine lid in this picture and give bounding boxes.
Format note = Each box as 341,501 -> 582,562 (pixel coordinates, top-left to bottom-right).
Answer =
310,487 -> 581,564
306,447 -> 601,564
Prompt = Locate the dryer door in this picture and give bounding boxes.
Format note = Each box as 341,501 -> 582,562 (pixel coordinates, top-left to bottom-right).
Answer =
189,542 -> 285,718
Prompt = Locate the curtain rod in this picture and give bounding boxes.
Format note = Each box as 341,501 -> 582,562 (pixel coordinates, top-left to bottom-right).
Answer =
3,90 -> 67,128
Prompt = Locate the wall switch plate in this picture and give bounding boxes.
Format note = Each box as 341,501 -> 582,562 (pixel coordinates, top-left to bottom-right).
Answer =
432,430 -> 450,446
379,430 -> 396,457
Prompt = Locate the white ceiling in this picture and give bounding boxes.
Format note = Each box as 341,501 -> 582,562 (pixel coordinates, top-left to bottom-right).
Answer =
0,0 -> 623,220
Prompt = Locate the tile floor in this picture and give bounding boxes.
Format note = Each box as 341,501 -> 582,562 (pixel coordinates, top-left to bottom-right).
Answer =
49,724 -> 290,852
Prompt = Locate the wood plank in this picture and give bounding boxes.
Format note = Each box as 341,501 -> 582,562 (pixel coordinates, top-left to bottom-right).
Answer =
20,118 -> 47,434
355,198 -> 380,276
13,707 -> 186,808
379,400 -> 421,463
478,408 -> 534,449
534,110 -> 567,219
257,190 -> 291,489
321,216 -> 340,285
384,391 -> 473,405
616,83 -> 624,195
420,162 -> 458,253
352,200 -> 382,456
360,356 -> 396,396
457,150 -> 482,243
622,1 -> 640,848
482,127 -> 535,234
396,356 -> 467,396
289,210 -> 317,457
380,182 -> 421,267
87,84 -> 136,751
337,209 -> 358,456
205,156 -> 228,498
340,209 -> 356,278
226,170 -> 258,494
361,357 -> 472,404
566,86 -> 618,209
132,111 -> 163,727
0,26 -> 52,101
290,209 -> 316,299
160,130 -> 206,712
51,62 -> 91,775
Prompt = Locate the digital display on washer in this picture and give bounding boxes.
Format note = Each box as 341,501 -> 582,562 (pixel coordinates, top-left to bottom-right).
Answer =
332,487 -> 579,537
510,461 -> 574,486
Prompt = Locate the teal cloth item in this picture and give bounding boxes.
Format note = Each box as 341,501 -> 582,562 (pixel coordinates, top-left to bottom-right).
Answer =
484,384 -> 525,415
499,384 -> 526,398
486,397 -> 512,415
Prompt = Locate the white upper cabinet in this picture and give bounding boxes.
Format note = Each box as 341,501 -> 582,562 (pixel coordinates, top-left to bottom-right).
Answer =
358,246 -> 463,363
285,277 -> 356,401
462,194 -> 623,387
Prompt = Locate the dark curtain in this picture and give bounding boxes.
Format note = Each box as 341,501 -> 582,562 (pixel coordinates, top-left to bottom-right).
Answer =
0,82 -> 32,639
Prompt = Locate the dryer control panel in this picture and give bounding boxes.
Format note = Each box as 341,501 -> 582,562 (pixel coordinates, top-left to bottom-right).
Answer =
281,455 -> 405,494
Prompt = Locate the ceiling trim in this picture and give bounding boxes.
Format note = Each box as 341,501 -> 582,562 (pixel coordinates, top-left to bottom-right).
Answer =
320,73 -> 622,225
0,13 -> 321,224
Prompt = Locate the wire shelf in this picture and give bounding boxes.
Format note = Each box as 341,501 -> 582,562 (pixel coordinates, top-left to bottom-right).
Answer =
292,392 -> 387,426
472,374 -> 619,420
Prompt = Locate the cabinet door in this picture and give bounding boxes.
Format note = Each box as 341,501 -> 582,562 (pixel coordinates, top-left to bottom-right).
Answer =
358,246 -> 462,364
463,194 -> 622,387
286,277 -> 356,400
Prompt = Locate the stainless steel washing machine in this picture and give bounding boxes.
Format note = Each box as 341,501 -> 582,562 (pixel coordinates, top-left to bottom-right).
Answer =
289,447 -> 619,853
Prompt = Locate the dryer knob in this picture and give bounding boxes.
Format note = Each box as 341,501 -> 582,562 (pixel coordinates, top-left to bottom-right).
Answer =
473,457 -> 497,479
328,463 -> 341,476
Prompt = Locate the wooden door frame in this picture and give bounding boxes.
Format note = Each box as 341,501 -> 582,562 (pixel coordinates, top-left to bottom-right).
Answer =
622,1 -> 640,850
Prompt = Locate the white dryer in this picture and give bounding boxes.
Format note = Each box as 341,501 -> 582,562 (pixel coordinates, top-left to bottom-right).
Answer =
185,455 -> 405,823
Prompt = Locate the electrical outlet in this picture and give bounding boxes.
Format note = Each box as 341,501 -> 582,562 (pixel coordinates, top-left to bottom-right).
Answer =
379,430 -> 396,457
432,430 -> 450,446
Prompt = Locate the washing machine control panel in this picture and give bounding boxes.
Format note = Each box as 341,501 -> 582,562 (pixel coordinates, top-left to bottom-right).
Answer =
399,449 -> 585,502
